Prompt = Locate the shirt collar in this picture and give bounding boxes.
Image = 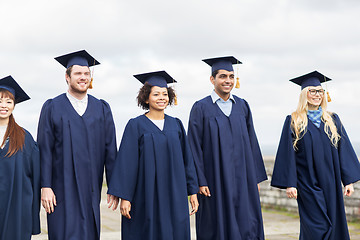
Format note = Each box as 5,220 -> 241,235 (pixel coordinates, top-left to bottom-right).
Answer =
211,90 -> 236,103
66,91 -> 88,103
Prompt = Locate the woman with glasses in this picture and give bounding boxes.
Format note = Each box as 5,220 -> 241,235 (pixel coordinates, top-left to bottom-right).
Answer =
271,71 -> 360,240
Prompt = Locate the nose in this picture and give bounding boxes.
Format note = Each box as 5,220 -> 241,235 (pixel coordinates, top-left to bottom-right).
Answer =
224,76 -> 233,83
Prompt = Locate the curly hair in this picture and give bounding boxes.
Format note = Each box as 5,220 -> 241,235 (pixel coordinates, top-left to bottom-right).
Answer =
137,82 -> 176,110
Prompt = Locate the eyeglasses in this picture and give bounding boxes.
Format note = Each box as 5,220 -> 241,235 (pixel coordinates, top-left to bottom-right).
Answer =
308,89 -> 325,96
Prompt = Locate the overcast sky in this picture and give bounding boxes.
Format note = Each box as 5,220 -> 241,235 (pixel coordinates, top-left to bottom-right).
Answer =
1,0 -> 360,155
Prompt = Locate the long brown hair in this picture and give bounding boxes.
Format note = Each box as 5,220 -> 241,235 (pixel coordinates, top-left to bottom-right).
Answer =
0,89 -> 25,157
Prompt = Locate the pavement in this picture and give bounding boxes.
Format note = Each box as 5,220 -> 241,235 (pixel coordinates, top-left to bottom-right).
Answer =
32,188 -> 360,240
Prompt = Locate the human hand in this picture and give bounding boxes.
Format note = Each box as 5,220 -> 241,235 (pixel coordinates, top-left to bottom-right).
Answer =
344,184 -> 354,197
107,194 -> 119,211
199,186 -> 211,197
189,194 -> 199,216
120,199 -> 132,219
286,187 -> 297,199
41,187 -> 57,214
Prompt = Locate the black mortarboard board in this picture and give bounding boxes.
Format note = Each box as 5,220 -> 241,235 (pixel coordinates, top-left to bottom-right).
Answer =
290,71 -> 331,89
55,50 -> 100,68
202,56 -> 242,73
0,75 -> 30,103
134,71 -> 177,88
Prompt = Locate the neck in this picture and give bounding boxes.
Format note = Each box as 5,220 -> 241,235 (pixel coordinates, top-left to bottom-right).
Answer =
146,109 -> 165,120
215,89 -> 230,101
68,89 -> 87,100
308,104 -> 320,111
0,117 -> 9,126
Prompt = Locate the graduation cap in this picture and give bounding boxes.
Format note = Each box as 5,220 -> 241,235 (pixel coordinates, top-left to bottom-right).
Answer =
290,70 -> 332,102
203,56 -> 242,88
289,71 -> 331,89
202,56 -> 242,73
134,71 -> 177,88
0,75 -> 30,103
55,50 -> 100,68
55,50 -> 100,89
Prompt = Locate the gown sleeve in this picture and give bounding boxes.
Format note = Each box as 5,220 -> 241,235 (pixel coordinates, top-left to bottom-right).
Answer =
176,118 -> 199,195
100,100 -> 117,186
30,142 -> 41,235
271,115 -> 298,189
187,102 -> 207,187
244,100 -> 268,183
333,114 -> 360,186
107,119 -> 139,202
37,99 -> 54,188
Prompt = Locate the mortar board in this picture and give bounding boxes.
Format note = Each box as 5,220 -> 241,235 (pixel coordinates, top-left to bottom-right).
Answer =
134,71 -> 176,88
290,71 -> 331,89
55,50 -> 100,68
0,75 -> 30,103
202,56 -> 242,73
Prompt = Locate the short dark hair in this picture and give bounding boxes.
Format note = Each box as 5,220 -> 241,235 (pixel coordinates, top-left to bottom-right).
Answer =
137,82 -> 176,110
66,66 -> 74,77
211,70 -> 219,78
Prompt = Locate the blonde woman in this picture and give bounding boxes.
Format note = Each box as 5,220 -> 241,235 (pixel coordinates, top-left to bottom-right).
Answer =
271,71 -> 360,240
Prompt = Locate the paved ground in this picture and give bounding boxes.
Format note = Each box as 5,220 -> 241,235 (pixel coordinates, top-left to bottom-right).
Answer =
32,188 -> 360,240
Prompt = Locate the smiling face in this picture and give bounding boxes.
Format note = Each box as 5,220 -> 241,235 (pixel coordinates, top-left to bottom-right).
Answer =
0,91 -> 15,122
66,65 -> 91,96
146,86 -> 169,113
210,69 -> 234,100
307,86 -> 324,110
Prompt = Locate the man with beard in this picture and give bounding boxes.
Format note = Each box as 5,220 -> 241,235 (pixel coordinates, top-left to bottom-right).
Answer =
37,50 -> 118,240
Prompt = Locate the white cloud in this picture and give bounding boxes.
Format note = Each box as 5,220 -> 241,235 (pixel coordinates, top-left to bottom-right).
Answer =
1,0 -> 360,154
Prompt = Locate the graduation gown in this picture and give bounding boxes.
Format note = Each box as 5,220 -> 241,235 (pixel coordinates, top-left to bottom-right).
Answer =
108,114 -> 198,240
37,93 -> 117,240
188,96 -> 267,240
0,130 -> 40,240
271,114 -> 360,240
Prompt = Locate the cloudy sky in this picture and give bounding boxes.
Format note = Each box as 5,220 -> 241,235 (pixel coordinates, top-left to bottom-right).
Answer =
1,0 -> 360,155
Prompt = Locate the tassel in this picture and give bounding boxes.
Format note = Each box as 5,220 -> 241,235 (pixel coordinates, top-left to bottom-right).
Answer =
174,93 -> 178,105
327,91 -> 331,102
235,77 -> 240,89
89,78 -> 93,89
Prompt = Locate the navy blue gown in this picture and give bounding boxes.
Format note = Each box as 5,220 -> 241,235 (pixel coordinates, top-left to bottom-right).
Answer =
108,114 -> 198,240
37,93 -> 117,240
271,114 -> 360,240
0,130 -> 40,240
188,96 -> 267,240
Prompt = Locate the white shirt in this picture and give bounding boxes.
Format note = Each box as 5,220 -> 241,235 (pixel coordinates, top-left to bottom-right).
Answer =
66,92 -> 88,116
211,90 -> 236,117
150,119 -> 165,131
